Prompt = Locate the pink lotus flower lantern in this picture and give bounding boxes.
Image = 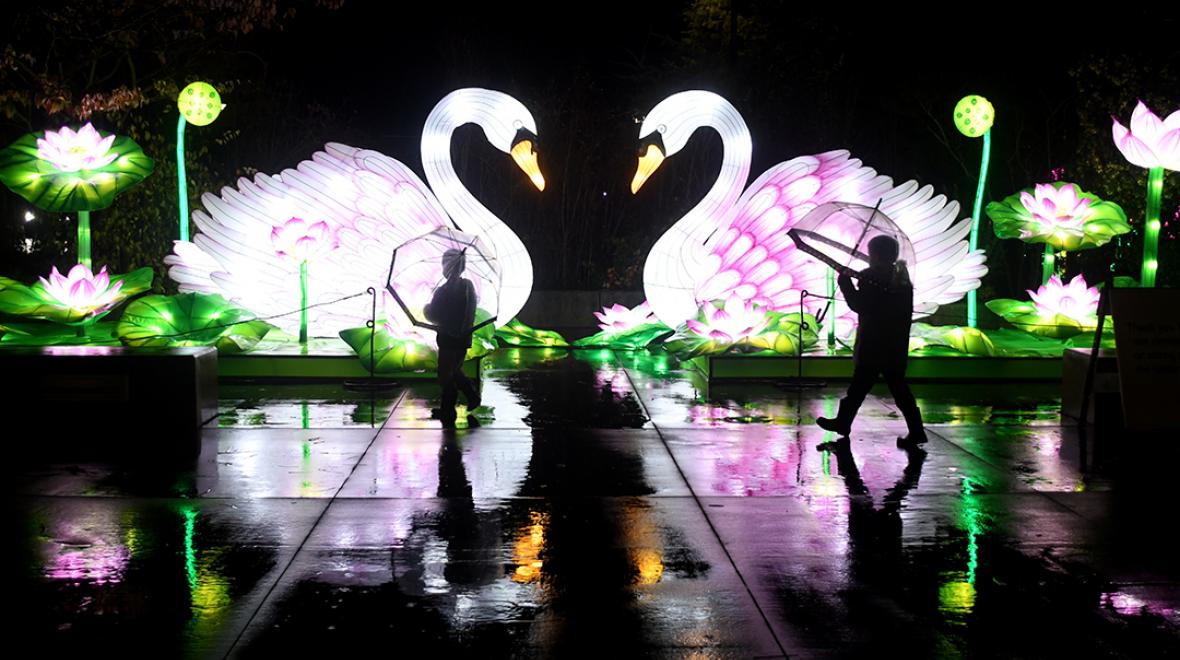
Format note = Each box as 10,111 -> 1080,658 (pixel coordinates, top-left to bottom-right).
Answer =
594,301 -> 657,333
1112,101 -> 1180,171
35,123 -> 118,172
1112,101 -> 1180,287
1019,184 -> 1092,240
39,263 -> 124,316
270,217 -> 339,263
686,296 -> 770,343
270,217 -> 339,344
986,273 -> 1102,339
1028,274 -> 1101,325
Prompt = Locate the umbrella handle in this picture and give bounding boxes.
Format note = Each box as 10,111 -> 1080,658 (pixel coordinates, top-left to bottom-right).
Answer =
385,283 -> 440,331
787,229 -> 857,277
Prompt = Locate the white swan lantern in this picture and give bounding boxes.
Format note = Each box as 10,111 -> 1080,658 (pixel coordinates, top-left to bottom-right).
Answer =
166,88 -> 544,338
632,90 -> 987,333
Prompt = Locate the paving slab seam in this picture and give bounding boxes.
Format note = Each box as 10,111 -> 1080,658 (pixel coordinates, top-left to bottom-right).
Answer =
618,354 -> 790,659
222,388 -> 407,658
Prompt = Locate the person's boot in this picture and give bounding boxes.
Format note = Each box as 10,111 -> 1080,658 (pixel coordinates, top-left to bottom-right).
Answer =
897,405 -> 927,445
817,399 -> 855,437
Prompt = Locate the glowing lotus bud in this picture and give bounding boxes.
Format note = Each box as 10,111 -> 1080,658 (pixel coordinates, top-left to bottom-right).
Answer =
1111,101 -> 1180,171
686,296 -> 770,343
1028,274 -> 1100,325
38,263 -> 124,315
594,301 -> 656,333
270,217 -> 339,263
35,123 -> 118,172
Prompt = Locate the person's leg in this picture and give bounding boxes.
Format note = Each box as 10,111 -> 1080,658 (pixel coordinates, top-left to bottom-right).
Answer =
452,359 -> 480,408
437,346 -> 460,419
818,364 -> 876,436
883,368 -> 926,443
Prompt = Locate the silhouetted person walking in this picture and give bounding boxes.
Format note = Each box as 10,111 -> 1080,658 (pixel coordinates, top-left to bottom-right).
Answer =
818,235 -> 926,444
426,249 -> 480,425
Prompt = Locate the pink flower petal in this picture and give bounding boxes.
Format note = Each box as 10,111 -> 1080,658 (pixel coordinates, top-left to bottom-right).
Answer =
1157,128 -> 1180,171
1019,191 -> 1038,214
67,263 -> 92,281
92,268 -> 109,291
1130,101 -> 1163,143
1115,131 -> 1161,169
70,278 -> 96,302
1060,184 -> 1079,209
1163,109 -> 1180,133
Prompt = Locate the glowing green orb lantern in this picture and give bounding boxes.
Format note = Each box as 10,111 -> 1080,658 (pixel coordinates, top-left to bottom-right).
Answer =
954,95 -> 994,138
178,82 -> 222,127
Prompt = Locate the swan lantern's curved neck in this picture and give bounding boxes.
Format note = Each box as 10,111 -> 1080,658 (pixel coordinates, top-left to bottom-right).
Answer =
420,89 -> 535,325
642,92 -> 753,327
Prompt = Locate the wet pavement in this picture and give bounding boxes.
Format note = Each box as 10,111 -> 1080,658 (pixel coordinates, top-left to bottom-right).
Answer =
10,348 -> 1180,658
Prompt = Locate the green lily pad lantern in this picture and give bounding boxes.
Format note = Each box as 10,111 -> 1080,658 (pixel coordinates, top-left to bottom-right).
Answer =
0,123 -> 154,267
987,182 -> 1130,283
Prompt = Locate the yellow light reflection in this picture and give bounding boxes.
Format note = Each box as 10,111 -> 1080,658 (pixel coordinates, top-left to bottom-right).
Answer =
939,578 -> 977,614
633,548 -> 664,585
512,511 -> 548,584
631,144 -> 665,193
510,140 -> 546,191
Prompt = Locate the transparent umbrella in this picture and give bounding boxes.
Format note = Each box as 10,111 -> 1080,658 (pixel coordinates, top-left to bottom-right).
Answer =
787,201 -> 915,276
384,225 -> 501,335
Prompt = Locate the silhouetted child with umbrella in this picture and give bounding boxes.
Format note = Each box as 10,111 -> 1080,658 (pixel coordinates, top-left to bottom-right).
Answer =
817,235 -> 926,445
425,248 -> 481,424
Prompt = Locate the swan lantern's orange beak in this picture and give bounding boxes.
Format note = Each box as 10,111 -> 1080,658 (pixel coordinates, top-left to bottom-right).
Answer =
511,140 -> 546,191
631,144 -> 665,194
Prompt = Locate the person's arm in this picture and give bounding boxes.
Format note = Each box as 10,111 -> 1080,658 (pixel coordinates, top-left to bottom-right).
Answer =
838,271 -> 863,312
464,280 -> 477,326
424,288 -> 442,323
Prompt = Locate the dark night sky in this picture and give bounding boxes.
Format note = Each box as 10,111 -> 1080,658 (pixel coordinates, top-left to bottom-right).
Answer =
248,3 -> 1180,178
3,1 -> 1180,288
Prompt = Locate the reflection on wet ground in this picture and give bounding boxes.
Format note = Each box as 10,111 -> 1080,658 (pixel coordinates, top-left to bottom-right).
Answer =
11,348 -> 1180,658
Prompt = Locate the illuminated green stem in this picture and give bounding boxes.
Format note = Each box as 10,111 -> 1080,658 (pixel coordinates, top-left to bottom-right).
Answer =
825,268 -> 835,349
1141,167 -> 1164,287
966,130 -> 992,329
77,210 -> 91,268
177,114 -> 189,242
1042,244 -> 1056,284
299,261 -> 309,345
